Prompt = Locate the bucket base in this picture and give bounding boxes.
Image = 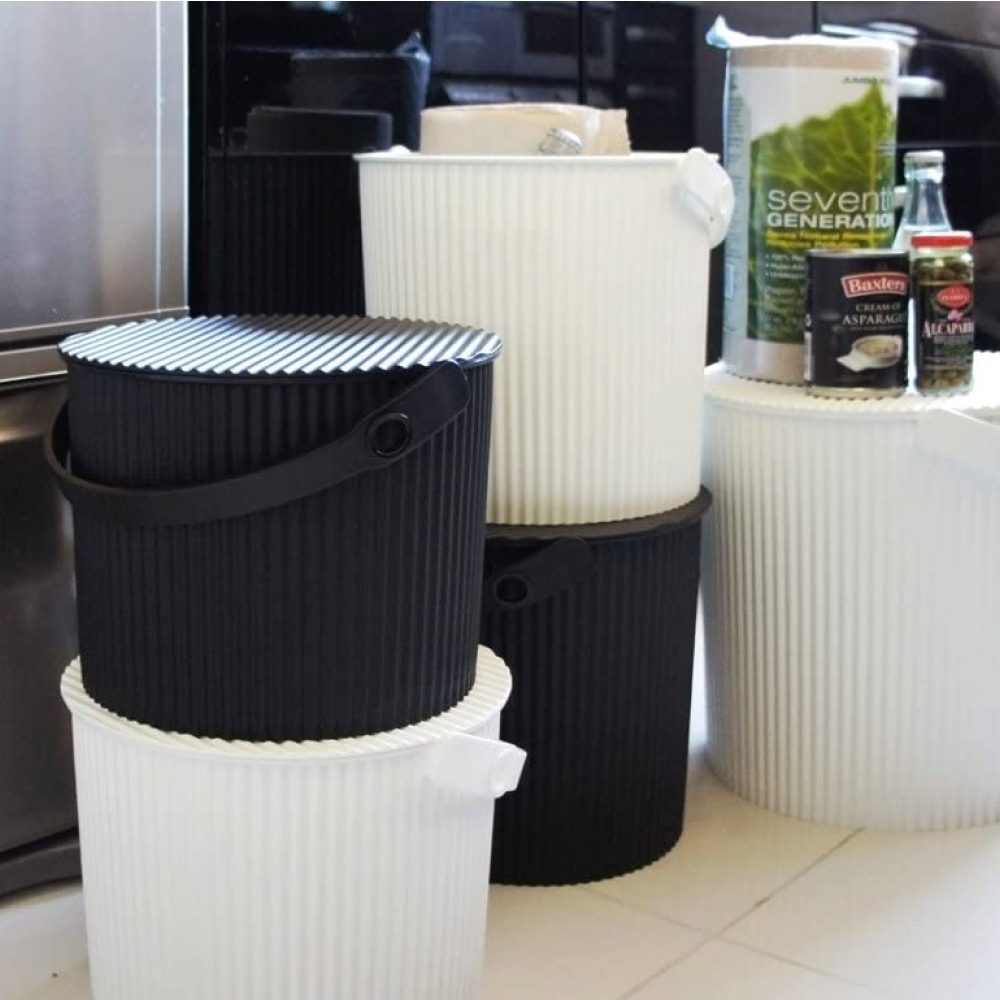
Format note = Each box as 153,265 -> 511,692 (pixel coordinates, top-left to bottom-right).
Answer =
64,651 -> 517,1000
491,818 -> 685,887
482,493 -> 708,886
702,363 -> 1000,830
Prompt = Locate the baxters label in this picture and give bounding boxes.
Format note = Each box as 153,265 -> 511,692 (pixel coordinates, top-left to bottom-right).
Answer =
937,284 -> 972,310
840,272 -> 909,298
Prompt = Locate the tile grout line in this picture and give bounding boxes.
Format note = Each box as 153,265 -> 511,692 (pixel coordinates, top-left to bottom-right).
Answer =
613,935 -> 712,1000
715,827 -> 863,937
576,883 -> 708,936
603,827 -> 885,1000
579,826 -> 863,938
714,938 -> 901,999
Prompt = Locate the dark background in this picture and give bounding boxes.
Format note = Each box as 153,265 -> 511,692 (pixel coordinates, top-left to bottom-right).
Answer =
189,1 -> 1000,357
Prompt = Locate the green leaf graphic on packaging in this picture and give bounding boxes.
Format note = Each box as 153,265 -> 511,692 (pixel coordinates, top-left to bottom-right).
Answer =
747,85 -> 897,343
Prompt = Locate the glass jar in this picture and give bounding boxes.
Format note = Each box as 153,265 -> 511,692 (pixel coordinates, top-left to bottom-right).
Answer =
911,231 -> 975,394
894,150 -> 952,251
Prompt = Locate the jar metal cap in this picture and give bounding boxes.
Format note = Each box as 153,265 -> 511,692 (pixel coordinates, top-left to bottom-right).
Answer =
904,149 -> 945,165
911,230 -> 974,249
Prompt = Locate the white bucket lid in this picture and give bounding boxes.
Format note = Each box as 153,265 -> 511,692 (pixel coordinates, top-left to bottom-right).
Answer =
62,646 -> 512,762
706,353 -> 1000,420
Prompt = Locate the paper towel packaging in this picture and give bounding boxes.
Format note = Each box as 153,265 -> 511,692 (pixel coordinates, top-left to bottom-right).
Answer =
708,17 -> 899,384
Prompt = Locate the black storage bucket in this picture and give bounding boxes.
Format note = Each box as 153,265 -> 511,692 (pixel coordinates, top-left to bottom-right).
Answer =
48,315 -> 500,741
481,490 -> 710,885
204,109 -> 392,316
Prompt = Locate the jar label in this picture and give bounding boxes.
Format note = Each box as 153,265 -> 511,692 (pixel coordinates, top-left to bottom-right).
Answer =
937,284 -> 972,310
917,280 -> 974,373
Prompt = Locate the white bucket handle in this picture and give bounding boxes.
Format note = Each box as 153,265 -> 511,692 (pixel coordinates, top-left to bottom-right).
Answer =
428,733 -> 526,800
917,409 -> 1000,482
675,147 -> 735,248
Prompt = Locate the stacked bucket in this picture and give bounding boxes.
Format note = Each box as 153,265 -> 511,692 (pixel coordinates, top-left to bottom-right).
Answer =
204,107 -> 393,316
46,315 -> 525,1000
358,147 -> 735,883
701,356 -> 1000,830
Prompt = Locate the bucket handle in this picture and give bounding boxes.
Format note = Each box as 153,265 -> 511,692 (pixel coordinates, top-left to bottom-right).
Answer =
44,361 -> 470,527
675,147 -> 734,249
427,733 -> 526,800
482,536 -> 596,613
917,408 -> 1000,482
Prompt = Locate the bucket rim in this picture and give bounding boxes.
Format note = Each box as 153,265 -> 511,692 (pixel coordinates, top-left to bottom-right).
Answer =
705,358 -> 1000,421
356,150 -> 717,167
486,487 -> 711,544
61,647 -> 511,763
59,315 -> 501,381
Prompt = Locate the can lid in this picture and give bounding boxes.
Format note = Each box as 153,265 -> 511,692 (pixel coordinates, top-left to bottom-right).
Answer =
59,315 -> 502,378
911,231 -> 974,249
904,149 -> 945,165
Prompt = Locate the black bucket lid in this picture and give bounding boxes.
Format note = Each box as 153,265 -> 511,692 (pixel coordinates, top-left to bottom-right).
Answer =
59,315 -> 502,381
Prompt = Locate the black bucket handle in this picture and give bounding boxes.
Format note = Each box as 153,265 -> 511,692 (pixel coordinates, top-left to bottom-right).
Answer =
482,537 -> 596,613
45,361 -> 470,527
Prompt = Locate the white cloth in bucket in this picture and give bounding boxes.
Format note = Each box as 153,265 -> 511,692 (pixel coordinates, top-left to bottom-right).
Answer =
420,103 -> 631,155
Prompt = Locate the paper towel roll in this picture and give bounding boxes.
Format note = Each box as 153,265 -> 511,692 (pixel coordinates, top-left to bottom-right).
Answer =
707,17 -> 899,384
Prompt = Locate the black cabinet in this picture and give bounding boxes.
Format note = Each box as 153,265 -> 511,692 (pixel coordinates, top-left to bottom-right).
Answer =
190,1 -> 1000,351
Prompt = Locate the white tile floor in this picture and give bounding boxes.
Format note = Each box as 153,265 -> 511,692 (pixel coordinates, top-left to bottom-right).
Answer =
5,642 -> 1000,1000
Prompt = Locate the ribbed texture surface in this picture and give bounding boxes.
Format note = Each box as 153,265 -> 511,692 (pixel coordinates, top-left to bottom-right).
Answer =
706,353 -> 1000,415
61,314 -> 501,377
702,365 -> 1000,829
62,649 -> 511,757
360,155 -> 712,525
64,352 -> 493,741
481,502 -> 706,884
205,153 -> 368,316
65,652 -> 511,1000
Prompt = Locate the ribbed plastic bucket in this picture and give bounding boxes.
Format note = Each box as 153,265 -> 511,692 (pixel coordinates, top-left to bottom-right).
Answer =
63,647 -> 524,1000
481,491 -> 709,884
702,355 -> 1000,829
203,110 -> 392,316
358,149 -> 733,525
204,153 -> 368,315
48,315 -> 500,741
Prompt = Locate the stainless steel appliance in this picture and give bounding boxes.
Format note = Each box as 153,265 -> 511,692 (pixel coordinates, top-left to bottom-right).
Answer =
0,0 -> 187,897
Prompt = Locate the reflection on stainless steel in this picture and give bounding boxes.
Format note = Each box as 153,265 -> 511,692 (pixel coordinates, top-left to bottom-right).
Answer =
0,1 -> 187,897
0,346 -> 65,387
0,1 -> 187,345
0,384 -> 78,860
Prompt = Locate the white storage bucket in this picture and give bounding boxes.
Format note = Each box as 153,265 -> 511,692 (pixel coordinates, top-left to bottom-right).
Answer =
702,354 -> 1000,830
358,149 -> 734,525
62,648 -> 525,1000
